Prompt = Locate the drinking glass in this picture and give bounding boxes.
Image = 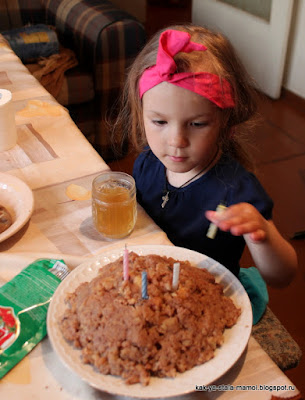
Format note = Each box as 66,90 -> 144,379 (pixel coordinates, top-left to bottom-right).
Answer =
92,171 -> 137,239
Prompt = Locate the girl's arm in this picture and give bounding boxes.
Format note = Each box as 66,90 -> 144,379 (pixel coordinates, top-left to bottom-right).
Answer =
205,203 -> 298,288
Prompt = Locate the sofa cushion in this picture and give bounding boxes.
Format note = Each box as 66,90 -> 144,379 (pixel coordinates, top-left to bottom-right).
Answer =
57,67 -> 95,106
1,24 -> 59,63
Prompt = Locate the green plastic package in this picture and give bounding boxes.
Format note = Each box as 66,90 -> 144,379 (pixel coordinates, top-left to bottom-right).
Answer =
0,258 -> 69,379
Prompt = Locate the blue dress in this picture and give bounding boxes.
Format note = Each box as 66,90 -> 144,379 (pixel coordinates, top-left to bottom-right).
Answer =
133,149 -> 273,276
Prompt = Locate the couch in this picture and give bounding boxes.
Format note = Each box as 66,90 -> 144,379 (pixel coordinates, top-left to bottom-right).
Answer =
1,0 -> 146,161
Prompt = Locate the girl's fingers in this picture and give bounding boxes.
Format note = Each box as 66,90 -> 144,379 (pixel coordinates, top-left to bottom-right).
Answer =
230,223 -> 266,240
206,211 -> 255,232
205,206 -> 267,241
205,210 -> 219,222
232,230 -> 267,243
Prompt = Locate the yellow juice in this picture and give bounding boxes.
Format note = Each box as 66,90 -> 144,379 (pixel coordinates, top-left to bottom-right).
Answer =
92,184 -> 137,239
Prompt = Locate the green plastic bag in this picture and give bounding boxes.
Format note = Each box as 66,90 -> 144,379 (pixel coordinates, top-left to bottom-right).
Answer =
0,258 -> 69,379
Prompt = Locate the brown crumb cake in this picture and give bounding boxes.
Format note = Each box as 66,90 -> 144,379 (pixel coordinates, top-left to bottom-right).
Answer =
60,252 -> 240,385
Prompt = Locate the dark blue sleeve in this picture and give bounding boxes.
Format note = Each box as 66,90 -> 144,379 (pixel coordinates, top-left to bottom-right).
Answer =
227,172 -> 273,220
133,149 -> 161,205
132,151 -> 147,205
132,152 -> 145,181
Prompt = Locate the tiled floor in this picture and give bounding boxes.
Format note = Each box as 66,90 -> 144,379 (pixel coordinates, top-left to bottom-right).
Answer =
109,90 -> 305,395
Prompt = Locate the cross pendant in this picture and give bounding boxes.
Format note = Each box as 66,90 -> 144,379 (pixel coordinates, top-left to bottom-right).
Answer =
161,191 -> 169,208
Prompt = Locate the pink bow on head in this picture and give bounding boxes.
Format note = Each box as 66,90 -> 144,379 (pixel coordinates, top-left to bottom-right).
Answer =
139,29 -> 235,109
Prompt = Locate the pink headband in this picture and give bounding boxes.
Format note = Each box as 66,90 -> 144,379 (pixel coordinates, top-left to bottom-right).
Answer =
139,29 -> 235,109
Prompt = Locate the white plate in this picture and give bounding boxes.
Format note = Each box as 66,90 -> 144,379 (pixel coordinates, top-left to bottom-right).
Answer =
0,172 -> 34,243
47,245 -> 252,398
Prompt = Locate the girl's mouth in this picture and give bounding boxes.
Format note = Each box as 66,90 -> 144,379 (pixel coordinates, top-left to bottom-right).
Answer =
169,155 -> 187,162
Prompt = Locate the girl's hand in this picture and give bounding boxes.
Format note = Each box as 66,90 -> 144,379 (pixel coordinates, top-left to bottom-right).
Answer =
205,202 -> 268,243
206,202 -> 298,287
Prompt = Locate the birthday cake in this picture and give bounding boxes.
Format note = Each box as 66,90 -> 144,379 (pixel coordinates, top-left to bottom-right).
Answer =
60,252 -> 240,385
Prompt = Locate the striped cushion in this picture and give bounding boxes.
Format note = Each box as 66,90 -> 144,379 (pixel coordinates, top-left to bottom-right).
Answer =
57,67 -> 94,106
45,0 -> 146,158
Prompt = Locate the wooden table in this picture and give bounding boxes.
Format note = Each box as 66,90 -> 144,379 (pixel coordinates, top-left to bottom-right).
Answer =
0,36 -> 301,400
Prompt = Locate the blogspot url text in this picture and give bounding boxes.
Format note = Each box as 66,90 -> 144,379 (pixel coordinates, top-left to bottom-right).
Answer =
195,384 -> 296,392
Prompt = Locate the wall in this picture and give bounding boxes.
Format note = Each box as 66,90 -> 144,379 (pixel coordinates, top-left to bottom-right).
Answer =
283,0 -> 305,98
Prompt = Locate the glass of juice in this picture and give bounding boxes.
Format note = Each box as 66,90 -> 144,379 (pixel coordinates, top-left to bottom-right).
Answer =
92,171 -> 137,239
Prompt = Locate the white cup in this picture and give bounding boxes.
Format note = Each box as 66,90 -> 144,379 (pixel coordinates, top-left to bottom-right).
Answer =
0,89 -> 17,151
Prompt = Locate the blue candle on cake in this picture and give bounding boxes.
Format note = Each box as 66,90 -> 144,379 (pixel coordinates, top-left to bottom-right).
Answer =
141,271 -> 149,299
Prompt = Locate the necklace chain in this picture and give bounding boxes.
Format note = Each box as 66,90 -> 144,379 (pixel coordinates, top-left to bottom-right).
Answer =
161,146 -> 219,209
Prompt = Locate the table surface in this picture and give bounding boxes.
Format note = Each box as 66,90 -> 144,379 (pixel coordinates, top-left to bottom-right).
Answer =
0,36 -> 301,399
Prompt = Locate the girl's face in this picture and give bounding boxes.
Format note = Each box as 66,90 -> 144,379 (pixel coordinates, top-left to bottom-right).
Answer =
142,82 -> 221,178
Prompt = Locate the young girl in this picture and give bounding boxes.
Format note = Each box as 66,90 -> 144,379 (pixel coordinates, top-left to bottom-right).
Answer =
113,25 -> 297,290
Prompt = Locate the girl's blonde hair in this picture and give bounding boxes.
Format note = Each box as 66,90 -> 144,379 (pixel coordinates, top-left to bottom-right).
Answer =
112,24 -> 259,170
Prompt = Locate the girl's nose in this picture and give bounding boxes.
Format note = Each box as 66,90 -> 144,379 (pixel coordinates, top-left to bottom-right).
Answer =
168,126 -> 188,148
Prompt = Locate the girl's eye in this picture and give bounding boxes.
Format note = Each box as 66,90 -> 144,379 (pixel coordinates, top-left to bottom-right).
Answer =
191,121 -> 208,127
153,120 -> 167,126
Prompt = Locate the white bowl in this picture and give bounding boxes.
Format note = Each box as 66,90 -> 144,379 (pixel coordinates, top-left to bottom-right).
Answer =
0,172 -> 34,243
